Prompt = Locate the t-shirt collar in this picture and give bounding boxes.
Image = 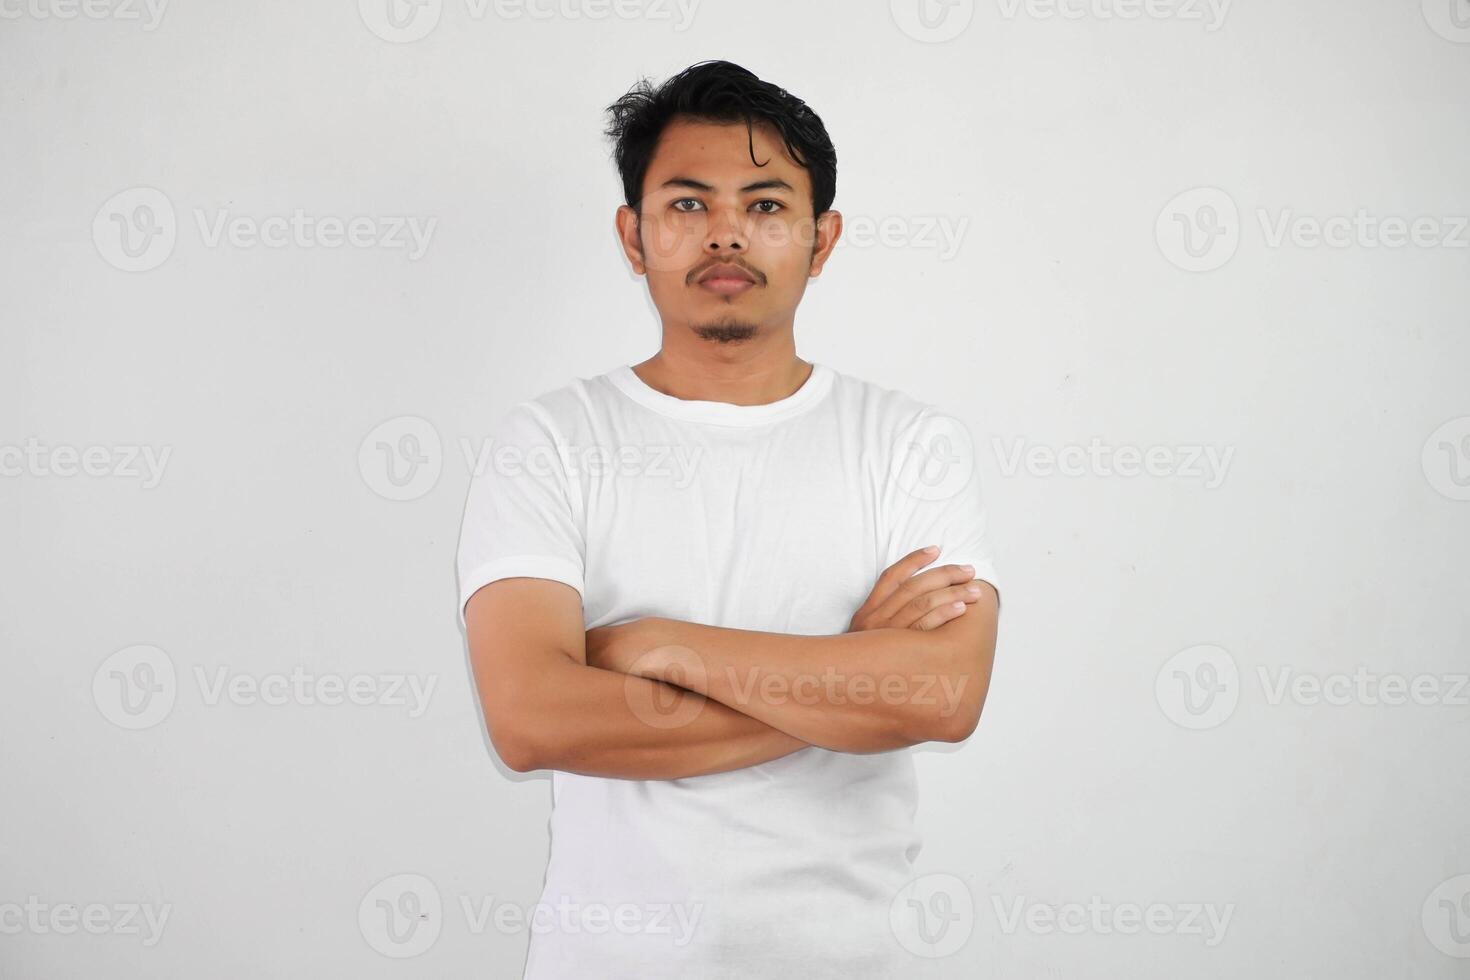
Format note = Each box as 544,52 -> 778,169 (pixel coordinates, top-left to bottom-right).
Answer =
608,362 -> 835,427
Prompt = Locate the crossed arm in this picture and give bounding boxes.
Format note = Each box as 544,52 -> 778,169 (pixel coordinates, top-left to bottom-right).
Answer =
464,547 -> 1000,781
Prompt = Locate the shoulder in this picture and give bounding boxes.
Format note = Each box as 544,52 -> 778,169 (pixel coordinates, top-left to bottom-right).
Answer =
824,368 -> 990,501
822,364 -> 952,437
486,367 -> 626,444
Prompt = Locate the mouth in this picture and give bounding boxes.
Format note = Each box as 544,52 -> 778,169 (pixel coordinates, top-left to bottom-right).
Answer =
695,264 -> 758,297
697,277 -> 756,296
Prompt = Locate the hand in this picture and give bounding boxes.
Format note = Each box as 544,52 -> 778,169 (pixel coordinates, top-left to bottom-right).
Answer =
847,547 -> 983,633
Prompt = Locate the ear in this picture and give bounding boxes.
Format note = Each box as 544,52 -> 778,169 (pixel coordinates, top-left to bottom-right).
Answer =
615,204 -> 646,276
808,210 -> 843,278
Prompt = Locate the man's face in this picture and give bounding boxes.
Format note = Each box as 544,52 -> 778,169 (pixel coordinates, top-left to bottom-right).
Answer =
616,116 -> 841,343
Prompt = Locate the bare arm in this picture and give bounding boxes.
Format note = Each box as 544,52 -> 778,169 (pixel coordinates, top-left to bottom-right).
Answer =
587,552 -> 1000,754
465,577 -> 810,780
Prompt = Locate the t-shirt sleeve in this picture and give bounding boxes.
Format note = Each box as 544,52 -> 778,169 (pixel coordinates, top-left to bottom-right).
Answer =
455,401 -> 586,628
882,406 -> 1002,608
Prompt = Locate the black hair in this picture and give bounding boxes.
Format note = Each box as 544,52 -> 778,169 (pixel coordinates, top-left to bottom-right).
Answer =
604,60 -> 837,219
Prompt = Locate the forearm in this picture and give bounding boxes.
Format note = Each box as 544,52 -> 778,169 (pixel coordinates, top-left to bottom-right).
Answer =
497,658 -> 810,780
620,620 -> 979,753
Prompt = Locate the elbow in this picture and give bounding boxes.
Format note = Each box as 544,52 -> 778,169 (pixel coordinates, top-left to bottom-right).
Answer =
936,676 -> 991,742
486,711 -> 552,773
495,733 -> 543,773
915,682 -> 988,744
933,706 -> 982,744
897,709 -> 976,746
925,648 -> 992,743
884,706 -> 976,748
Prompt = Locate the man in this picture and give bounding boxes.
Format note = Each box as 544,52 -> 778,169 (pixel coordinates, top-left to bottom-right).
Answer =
456,60 -> 1002,979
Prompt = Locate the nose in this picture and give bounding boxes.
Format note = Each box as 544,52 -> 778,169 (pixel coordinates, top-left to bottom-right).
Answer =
702,202 -> 748,253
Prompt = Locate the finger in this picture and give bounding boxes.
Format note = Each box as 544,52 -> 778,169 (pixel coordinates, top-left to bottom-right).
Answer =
888,582 -> 980,629
887,581 -> 986,629
854,546 -> 942,617
913,600 -> 968,631
871,563 -> 976,623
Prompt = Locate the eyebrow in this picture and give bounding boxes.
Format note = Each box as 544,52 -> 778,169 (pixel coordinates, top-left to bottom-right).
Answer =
658,177 -> 795,194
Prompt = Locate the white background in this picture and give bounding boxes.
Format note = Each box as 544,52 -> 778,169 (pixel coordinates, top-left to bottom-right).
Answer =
3,0 -> 1469,976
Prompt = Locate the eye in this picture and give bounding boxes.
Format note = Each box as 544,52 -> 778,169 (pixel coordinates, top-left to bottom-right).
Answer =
753,200 -> 784,214
671,198 -> 704,212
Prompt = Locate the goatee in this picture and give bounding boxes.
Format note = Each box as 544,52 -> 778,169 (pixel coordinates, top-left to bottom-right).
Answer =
692,318 -> 759,344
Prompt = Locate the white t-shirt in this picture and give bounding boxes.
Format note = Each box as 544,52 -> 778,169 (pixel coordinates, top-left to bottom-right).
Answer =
456,360 -> 1001,979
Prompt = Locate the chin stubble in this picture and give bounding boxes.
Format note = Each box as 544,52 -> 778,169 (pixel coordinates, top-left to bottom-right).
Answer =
691,319 -> 759,344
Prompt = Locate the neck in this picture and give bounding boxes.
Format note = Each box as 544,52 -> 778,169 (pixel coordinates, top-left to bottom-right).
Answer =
631,338 -> 812,407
